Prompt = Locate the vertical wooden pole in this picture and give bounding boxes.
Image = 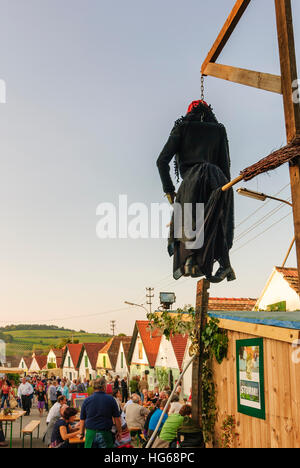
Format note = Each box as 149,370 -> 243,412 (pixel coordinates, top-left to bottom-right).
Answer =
192,279 -> 210,429
275,0 -> 300,290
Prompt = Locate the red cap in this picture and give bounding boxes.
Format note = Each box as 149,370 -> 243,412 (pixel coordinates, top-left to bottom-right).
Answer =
187,100 -> 209,114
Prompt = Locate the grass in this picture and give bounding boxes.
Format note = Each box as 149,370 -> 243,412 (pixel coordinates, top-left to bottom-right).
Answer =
3,329 -> 111,357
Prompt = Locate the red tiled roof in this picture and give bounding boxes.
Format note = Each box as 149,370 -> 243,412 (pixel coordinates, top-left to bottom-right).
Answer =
208,297 -> 257,311
66,344 -> 83,370
34,355 -> 48,370
275,267 -> 299,295
136,321 -> 162,367
24,357 -> 32,369
83,343 -> 107,370
98,337 -> 132,370
170,334 -> 189,370
52,349 -> 63,358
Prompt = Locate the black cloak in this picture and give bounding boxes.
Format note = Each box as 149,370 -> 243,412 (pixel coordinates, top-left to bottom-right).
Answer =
157,107 -> 234,280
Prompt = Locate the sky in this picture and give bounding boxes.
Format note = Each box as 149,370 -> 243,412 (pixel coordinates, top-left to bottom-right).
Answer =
0,0 -> 299,335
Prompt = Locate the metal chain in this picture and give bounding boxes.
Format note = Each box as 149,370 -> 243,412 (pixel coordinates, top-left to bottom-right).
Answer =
201,74 -> 205,101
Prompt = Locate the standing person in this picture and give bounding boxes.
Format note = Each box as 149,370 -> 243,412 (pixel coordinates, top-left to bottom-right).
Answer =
36,383 -> 47,417
121,376 -> 128,403
0,381 -> 12,409
79,377 -> 122,449
18,378 -> 34,416
114,376 -> 120,391
49,381 -> 57,408
61,381 -> 71,406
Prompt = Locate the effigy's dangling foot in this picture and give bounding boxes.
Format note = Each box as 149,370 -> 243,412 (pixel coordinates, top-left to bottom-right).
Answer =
183,256 -> 204,278
207,266 -> 236,284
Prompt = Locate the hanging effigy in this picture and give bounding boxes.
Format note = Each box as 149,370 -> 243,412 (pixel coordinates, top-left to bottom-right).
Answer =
157,100 -> 236,283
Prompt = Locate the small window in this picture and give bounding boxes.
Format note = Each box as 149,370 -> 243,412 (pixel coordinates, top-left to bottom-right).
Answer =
68,356 -> 71,367
121,352 -> 124,369
138,343 -> 143,360
85,356 -> 88,368
103,356 -> 106,368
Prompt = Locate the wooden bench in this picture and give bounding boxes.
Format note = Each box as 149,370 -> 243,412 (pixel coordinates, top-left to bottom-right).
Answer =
22,420 -> 40,448
128,427 -> 143,448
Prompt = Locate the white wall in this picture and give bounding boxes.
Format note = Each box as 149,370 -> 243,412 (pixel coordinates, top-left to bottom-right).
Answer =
29,357 -> 40,373
155,335 -> 178,369
19,358 -> 28,372
78,350 -> 96,381
63,350 -> 78,380
131,333 -> 148,365
115,342 -> 129,378
47,350 -> 57,366
257,269 -> 300,311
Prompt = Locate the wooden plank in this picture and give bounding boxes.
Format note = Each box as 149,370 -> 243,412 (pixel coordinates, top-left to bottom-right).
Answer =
201,0 -> 251,74
203,63 -> 282,94
275,0 -> 300,141
214,317 -> 300,343
22,420 -> 40,433
275,0 -> 300,293
192,279 -> 210,431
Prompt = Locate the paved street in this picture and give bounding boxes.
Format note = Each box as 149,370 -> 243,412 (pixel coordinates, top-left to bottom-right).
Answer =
1,407 -> 46,449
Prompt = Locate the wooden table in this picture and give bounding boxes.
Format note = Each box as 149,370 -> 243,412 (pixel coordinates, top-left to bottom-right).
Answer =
69,435 -> 85,447
0,411 -> 26,448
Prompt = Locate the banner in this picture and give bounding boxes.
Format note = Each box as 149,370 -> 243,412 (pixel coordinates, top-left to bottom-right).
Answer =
236,338 -> 265,420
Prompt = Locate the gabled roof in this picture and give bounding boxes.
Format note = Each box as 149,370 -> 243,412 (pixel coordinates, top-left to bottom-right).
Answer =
33,355 -> 48,370
117,337 -> 132,366
208,297 -> 257,311
135,321 -> 162,367
170,334 -> 189,370
82,343 -> 107,370
98,336 -> 132,370
22,356 -> 32,369
275,267 -> 299,295
64,344 -> 83,370
51,349 -> 63,358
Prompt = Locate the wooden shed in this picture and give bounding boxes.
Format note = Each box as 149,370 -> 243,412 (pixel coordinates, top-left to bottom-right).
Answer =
209,310 -> 300,448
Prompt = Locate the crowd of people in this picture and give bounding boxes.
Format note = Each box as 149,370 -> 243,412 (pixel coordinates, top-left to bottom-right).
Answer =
0,373 -> 198,449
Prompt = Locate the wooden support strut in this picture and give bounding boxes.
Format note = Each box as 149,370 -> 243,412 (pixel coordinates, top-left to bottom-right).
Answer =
192,279 -> 210,430
275,0 -> 300,292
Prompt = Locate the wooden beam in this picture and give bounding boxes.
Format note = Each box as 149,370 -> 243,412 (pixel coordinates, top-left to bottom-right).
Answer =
275,0 -> 300,293
192,279 -> 210,432
201,0 -> 251,75
213,317 -> 300,343
203,63 -> 282,94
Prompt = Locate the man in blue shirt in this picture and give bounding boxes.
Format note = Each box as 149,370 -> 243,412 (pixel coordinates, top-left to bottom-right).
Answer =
79,377 -> 121,448
148,399 -> 169,437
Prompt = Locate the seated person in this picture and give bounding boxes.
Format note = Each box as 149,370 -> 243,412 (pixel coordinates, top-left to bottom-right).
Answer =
151,405 -> 192,449
50,407 -> 80,448
148,399 -> 168,437
176,412 -> 204,448
124,394 -> 149,432
0,423 -> 8,448
169,394 -> 183,415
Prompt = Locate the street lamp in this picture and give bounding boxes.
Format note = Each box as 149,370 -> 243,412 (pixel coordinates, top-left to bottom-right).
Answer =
236,187 -> 294,267
124,301 -> 149,314
236,187 -> 293,207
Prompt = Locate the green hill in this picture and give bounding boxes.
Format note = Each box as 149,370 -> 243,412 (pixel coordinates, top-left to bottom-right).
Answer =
1,327 -> 111,358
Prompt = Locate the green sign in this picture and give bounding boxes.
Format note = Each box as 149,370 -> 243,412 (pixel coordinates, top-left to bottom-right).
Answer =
236,338 -> 265,420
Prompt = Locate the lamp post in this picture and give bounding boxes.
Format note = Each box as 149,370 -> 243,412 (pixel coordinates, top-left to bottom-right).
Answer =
124,301 -> 149,315
236,187 -> 295,267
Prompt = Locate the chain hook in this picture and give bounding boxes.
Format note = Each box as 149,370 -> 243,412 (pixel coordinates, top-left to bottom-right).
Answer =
201,74 -> 205,101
